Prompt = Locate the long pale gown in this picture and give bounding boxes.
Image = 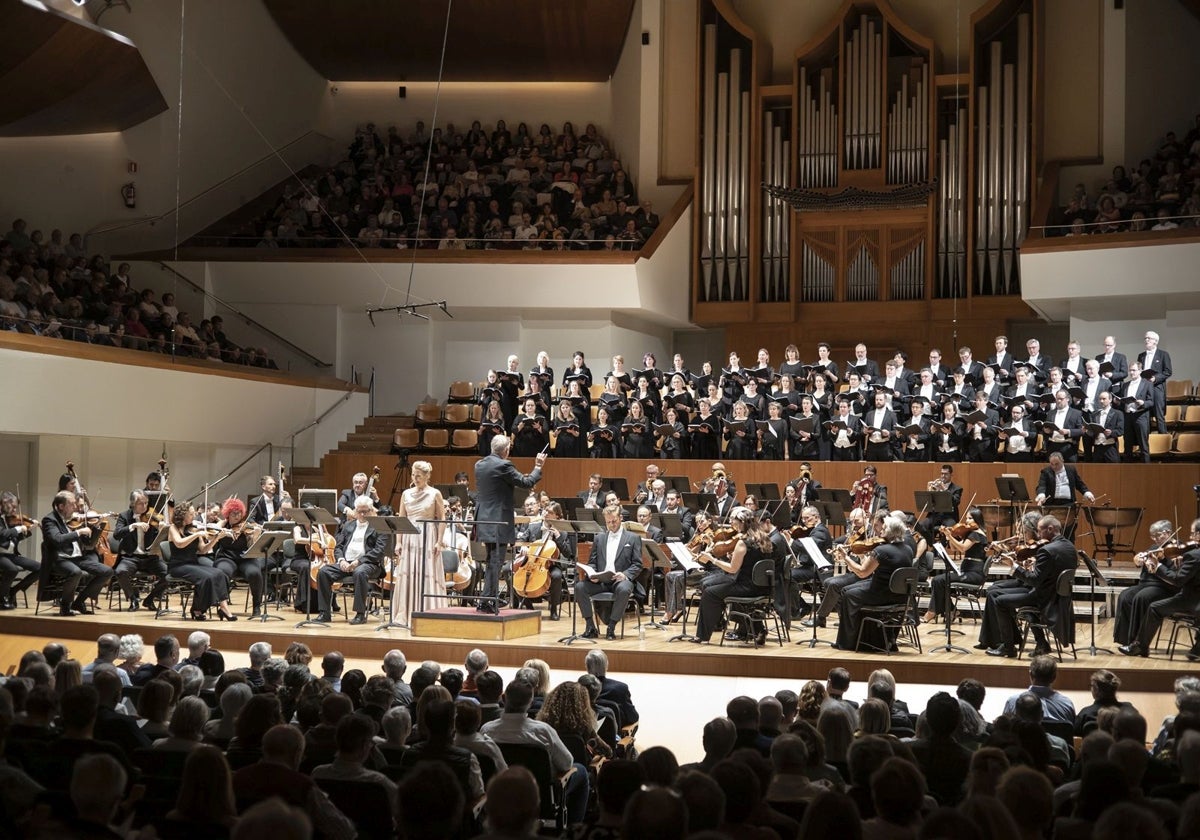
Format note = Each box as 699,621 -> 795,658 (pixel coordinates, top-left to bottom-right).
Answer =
392,484 -> 446,625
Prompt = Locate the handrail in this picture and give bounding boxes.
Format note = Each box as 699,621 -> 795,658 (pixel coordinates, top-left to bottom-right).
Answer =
154,261 -> 332,368
184,441 -> 273,505
85,130 -> 335,239
289,382 -> 363,475
639,183 -> 694,260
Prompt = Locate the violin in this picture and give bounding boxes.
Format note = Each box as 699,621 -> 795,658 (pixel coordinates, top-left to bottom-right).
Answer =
4,514 -> 38,529
940,521 -> 974,541
1012,539 -> 1049,569
705,525 -> 740,558
846,536 -> 885,555
66,510 -> 117,530
513,530 -> 557,598
788,522 -> 813,539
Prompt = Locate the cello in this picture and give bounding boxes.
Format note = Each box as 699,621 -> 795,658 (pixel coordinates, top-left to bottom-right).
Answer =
512,531 -> 557,599
307,522 -> 340,590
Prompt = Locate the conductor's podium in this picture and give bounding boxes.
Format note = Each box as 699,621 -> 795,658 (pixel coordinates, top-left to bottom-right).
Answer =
411,606 -> 541,641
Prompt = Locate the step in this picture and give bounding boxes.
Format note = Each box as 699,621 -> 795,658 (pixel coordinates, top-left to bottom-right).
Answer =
337,440 -> 395,453
288,467 -> 324,486
345,432 -> 397,445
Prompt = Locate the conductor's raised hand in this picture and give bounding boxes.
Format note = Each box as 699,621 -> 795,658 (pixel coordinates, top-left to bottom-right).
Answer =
534,451 -> 548,468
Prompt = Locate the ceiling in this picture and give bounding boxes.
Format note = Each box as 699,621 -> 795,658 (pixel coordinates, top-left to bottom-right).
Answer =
0,0 -> 167,136
262,0 -> 637,82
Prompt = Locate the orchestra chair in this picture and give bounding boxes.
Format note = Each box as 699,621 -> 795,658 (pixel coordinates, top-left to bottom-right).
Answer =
947,556 -> 997,624
1172,433 -> 1200,460
855,567 -> 922,656
1148,433 -> 1173,461
450,429 -> 479,454
156,541 -> 200,619
443,402 -> 471,427
588,567 -> 650,639
33,538 -> 72,615
414,403 -> 443,428
495,742 -> 572,831
1179,405 -> 1200,432
393,428 -> 420,453
1164,612 -> 1198,661
105,533 -> 160,612
720,559 -> 786,648
1015,569 -> 1077,662
447,380 -> 476,403
421,427 -> 451,452
313,778 -> 396,840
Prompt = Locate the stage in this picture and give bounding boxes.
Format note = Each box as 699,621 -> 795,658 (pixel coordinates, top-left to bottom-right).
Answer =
1,593 -> 1191,694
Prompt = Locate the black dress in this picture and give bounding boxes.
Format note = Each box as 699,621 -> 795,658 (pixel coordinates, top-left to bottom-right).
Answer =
695,542 -> 768,641
170,533 -> 229,613
589,423 -> 620,459
835,541 -> 914,651
928,528 -> 987,615
552,417 -> 584,458
690,412 -> 720,460
621,417 -> 655,459
511,413 -> 548,457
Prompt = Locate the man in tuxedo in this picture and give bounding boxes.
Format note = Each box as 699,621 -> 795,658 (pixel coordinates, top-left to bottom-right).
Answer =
1138,330 -> 1173,434
916,464 -> 963,543
1119,518 -> 1200,658
634,464 -> 661,504
1025,338 -> 1050,384
963,390 -> 1000,463
899,397 -> 933,462
828,397 -> 863,462
1095,335 -> 1128,386
1088,391 -> 1124,464
927,349 -> 951,389
316,496 -> 384,625
337,472 -> 379,521
578,473 -> 603,509
956,346 -> 986,387
862,390 -> 897,461
987,335 -> 1015,384
1035,453 -> 1096,507
474,435 -> 546,614
846,343 -> 880,384
984,515 -> 1078,657
575,505 -> 643,640
634,506 -> 665,544
248,474 -> 282,524
786,462 -> 823,506
1040,389 -> 1085,462
42,490 -> 114,616
711,475 -> 738,522
787,505 -> 833,619
662,490 -> 695,541
1121,361 -> 1154,462
1060,340 -> 1087,385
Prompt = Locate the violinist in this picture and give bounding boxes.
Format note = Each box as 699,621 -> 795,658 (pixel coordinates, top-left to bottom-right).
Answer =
1120,517 -> 1200,660
982,515 -> 1077,658
113,491 -> 169,611
803,508 -> 869,630
247,474 -> 282,525
691,507 -> 771,645
1113,519 -> 1177,647
315,496 -> 385,625
975,511 -> 1040,651
42,490 -> 114,616
213,498 -> 265,618
833,515 -> 915,652
664,509 -> 713,623
575,505 -> 643,641
167,503 -> 236,621
0,491 -> 40,609
787,505 -> 834,621
513,499 -> 573,620
922,507 -> 988,624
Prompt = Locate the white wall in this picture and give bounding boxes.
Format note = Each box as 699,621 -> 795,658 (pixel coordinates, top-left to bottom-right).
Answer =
1124,1 -> 1200,172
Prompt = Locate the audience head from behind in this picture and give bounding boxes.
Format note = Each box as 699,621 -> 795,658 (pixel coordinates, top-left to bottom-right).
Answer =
334,711 -> 379,765
382,648 -> 408,682
383,705 -> 414,747
770,733 -> 810,776
637,745 -> 680,788
484,766 -> 541,837
172,744 -> 237,826
440,667 -> 464,699
676,770 -> 726,833
398,761 -> 464,840
70,752 -> 127,827
996,764 -> 1054,837
709,758 -> 762,824
623,785 -> 688,840
60,684 -> 100,736
596,759 -> 644,818
232,799 -> 311,840
923,691 -> 962,739
261,723 -> 306,770
701,716 -> 737,763
464,647 -> 488,678
870,755 -> 926,829
410,665 -> 439,703
320,651 -> 344,682
1013,691 -> 1044,724
726,695 -> 759,730
827,667 -> 852,699
235,694 -> 283,749
800,790 -> 862,840
476,669 -> 504,706
957,678 -> 986,711
320,691 -> 354,727
502,678 -> 535,714
966,747 -> 1011,798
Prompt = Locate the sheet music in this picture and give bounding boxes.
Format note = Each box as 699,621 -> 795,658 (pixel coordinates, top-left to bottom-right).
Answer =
933,543 -> 961,575
798,537 -> 831,570
666,543 -> 704,572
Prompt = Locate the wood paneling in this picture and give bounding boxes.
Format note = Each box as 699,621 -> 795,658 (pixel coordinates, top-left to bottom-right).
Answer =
324,453 -> 1200,539
0,1 -> 167,136
263,0 -> 636,82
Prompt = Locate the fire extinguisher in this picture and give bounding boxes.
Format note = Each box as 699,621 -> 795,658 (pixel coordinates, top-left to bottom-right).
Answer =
121,182 -> 136,209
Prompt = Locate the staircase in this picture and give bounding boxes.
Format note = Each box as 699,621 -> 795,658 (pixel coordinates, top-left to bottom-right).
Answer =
290,413 -> 412,486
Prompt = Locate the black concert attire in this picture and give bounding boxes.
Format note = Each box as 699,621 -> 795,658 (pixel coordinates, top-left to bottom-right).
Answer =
1130,545 -> 1199,655
835,541 -> 915,650
497,370 -> 524,429
113,509 -> 168,607
214,527 -> 265,614
1088,404 -> 1124,464
689,411 -> 721,460
248,491 -> 282,525
900,413 -> 932,462
575,526 -> 643,633
478,413 -> 506,457
1036,464 -> 1090,505
787,523 -> 833,616
42,509 -> 113,613
562,365 -> 594,392
827,413 -> 862,462
695,540 -> 768,642
317,520 -> 385,616
1137,346 -> 1172,434
664,389 -> 696,426
552,415 -> 585,458
658,418 -> 688,459
0,520 -> 39,605
632,389 -> 661,425
916,480 -> 963,545
861,405 -> 897,462
169,531 -> 230,614
474,453 -> 542,611
962,405 -> 1000,462
1120,375 -> 1153,462
588,420 -> 621,459
1000,417 -> 1036,462
514,519 -> 573,616
598,391 -> 628,426
791,410 -> 824,461
927,528 -> 987,616
980,535 -> 1076,651
723,417 -> 756,460
738,391 -> 766,422
931,416 -> 963,461
1041,405 -> 1085,463
759,417 -> 790,461
1114,548 -> 1179,646
621,415 -> 655,459
510,412 -> 548,457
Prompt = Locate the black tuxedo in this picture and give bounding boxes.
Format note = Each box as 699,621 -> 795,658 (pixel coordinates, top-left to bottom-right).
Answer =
663,506 -> 696,541
1135,546 -> 1200,651
0,521 -> 38,603
1059,357 -> 1087,385
577,488 -> 603,509
1095,351 -> 1128,385
317,520 -> 384,614
112,508 -> 167,606
576,527 -> 644,630
861,406 -> 897,461
955,360 -> 986,387
474,453 -> 542,606
1120,376 -> 1153,462
828,413 -> 862,461
41,510 -> 113,610
984,535 -> 1077,648
986,351 -> 1015,382
1137,347 -> 1173,432
1041,406 -> 1085,462
1088,407 -> 1124,463
963,407 -> 1001,462
1036,464 -> 1090,504
845,358 -> 880,382
248,491 -> 282,524
899,414 -> 931,462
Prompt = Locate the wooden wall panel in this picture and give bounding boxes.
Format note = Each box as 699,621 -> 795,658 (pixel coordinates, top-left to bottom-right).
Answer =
324,453 -> 1200,542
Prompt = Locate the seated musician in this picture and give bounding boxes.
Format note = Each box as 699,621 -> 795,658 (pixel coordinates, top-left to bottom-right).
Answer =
922,508 -> 988,624
315,496 -> 384,625
574,505 -> 643,641
513,500 -> 573,620
167,503 -> 235,621
787,505 -> 834,620
1113,519 -> 1176,647
803,507 -> 869,630
833,515 -> 915,652
0,491 -> 40,609
691,506 -> 772,646
664,509 -> 713,624
247,474 -> 282,524
981,515 -> 1076,658
113,491 -> 169,611
338,472 -> 379,521
42,490 -> 114,616
212,499 -> 265,618
915,463 -> 964,545
1118,518 -> 1200,660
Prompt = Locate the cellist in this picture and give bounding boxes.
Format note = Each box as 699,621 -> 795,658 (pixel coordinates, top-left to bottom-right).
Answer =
512,499 -> 573,620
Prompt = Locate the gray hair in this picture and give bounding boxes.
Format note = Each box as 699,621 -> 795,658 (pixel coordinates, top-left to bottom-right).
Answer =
1148,519 -> 1174,539
262,657 -> 287,683
584,649 -> 609,678
178,664 -> 204,697
382,706 -> 413,744
220,682 -> 253,717
169,695 -> 210,740
464,648 -> 488,676
186,630 -> 210,655
70,754 -> 127,820
248,642 -> 272,667
118,634 -> 144,661
770,733 -> 809,772
383,649 -> 407,679
491,434 -> 511,457
881,516 -> 906,543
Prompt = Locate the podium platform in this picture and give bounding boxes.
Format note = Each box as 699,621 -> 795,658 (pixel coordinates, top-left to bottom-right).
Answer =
410,606 -> 541,641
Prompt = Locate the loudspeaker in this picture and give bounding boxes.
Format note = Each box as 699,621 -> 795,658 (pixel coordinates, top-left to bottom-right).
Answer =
641,31 -> 650,45
398,86 -> 407,99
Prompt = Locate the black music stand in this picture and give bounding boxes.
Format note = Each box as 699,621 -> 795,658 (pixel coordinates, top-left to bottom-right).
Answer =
667,543 -> 707,643
600,477 -> 630,501
681,492 -> 718,514
660,476 -> 691,494
292,508 -> 335,629
240,533 -> 289,622
914,490 -> 956,518
658,512 -> 684,541
1077,550 -> 1114,656
372,515 -> 419,632
815,501 -> 847,537
794,535 -> 833,648
816,488 -> 854,511
642,541 -> 674,631
547,517 -> 602,645
994,475 -> 1030,536
435,484 -> 471,506
926,545 -> 970,654
297,489 -> 338,517
745,482 -> 782,500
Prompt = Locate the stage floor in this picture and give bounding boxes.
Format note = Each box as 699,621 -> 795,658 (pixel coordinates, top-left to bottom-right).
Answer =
2,593 -> 1192,694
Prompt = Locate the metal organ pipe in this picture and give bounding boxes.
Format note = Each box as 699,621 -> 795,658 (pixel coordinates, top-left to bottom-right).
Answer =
701,24 -> 716,302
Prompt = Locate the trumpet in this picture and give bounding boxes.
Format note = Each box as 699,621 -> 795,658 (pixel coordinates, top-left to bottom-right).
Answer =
928,476 -> 948,491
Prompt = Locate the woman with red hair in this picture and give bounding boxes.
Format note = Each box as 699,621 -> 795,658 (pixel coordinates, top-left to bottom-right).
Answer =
213,498 -> 264,617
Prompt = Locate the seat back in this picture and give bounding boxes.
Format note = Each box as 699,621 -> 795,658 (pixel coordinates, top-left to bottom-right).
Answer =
495,742 -> 564,824
314,777 -> 396,840
159,540 -> 172,564
451,429 -> 479,450
750,558 -> 776,590
421,428 -> 450,450
414,403 -> 442,426
448,380 -> 475,402
443,403 -> 471,425
889,566 -> 919,596
1043,720 -> 1075,742
1056,568 -> 1075,597
394,428 -> 420,450
1175,433 -> 1200,456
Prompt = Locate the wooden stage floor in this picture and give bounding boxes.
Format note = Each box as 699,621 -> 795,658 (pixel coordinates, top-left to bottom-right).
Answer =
2,595 -> 1192,694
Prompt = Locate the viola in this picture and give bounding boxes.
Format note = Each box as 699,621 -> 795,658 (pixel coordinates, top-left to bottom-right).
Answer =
4,514 -> 37,529
706,525 -> 740,558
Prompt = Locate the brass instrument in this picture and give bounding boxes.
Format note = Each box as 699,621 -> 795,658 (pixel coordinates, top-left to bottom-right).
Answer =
927,476 -> 948,491
851,475 -> 876,512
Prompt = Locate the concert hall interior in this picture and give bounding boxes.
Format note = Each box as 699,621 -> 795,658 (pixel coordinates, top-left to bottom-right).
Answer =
2,0 -> 1200,835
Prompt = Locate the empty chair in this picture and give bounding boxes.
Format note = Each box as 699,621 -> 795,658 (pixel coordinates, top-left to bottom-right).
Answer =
447,381 -> 475,403
450,429 -> 479,453
1148,433 -> 1173,460
414,403 -> 442,427
443,403 -> 471,427
393,428 -> 420,452
421,428 -> 450,451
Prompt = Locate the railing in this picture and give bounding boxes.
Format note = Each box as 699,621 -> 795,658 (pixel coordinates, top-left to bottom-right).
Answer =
155,262 -> 332,368
180,232 -> 655,251
289,382 -> 364,476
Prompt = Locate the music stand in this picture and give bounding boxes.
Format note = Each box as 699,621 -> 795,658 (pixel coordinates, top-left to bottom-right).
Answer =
815,501 -> 847,536
666,542 -> 707,643
600,477 -> 630,501
547,517 -> 602,645
660,475 -> 691,494
240,532 -> 289,622
1077,550 -> 1115,655
681,492 -> 718,514
297,488 -> 338,517
913,490 -> 956,518
641,541 -> 674,630
372,516 -> 419,632
926,545 -> 970,655
291,508 -> 336,629
658,512 -> 683,541
994,475 -> 1030,537
816,488 -> 854,512
745,482 -> 782,500
435,484 -> 471,506
793,536 -> 833,648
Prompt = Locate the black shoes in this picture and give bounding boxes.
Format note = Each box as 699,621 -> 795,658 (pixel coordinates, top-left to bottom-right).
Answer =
1118,643 -> 1147,658
349,613 -> 367,625
59,605 -> 80,616
582,626 -> 599,639
476,603 -> 499,615
801,617 -> 826,628
142,597 -> 157,611
217,607 -> 237,622
985,645 -> 1017,658
1187,651 -> 1200,662
74,601 -> 95,615
316,612 -> 333,622
547,611 -> 560,621
605,625 -> 617,641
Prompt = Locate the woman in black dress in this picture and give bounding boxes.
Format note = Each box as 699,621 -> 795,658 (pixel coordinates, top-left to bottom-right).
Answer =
690,398 -> 720,460
758,400 -> 790,461
511,397 -> 549,457
168,503 -> 236,621
723,401 -> 755,460
621,400 -> 655,459
478,399 -> 506,456
658,407 -> 687,459
598,376 -> 628,426
692,507 -> 772,644
834,516 -> 914,651
552,399 -> 584,458
589,406 -> 620,459
922,507 -> 989,623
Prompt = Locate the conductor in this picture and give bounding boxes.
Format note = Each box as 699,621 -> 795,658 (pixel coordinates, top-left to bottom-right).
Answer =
474,434 -> 547,614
